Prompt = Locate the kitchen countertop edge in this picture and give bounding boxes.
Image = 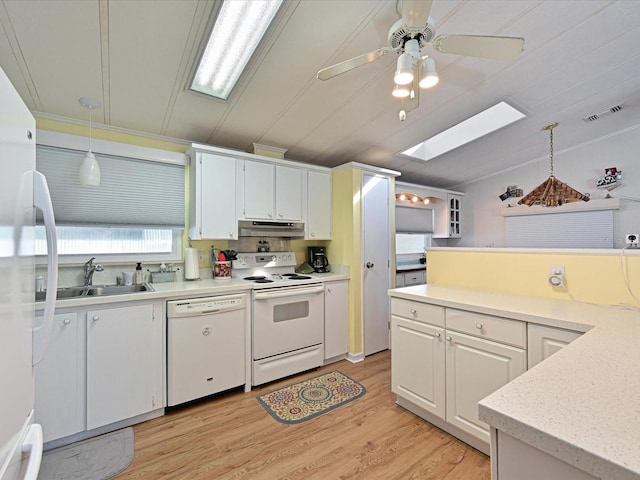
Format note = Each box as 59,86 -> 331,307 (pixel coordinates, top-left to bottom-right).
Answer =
36,273 -> 350,310
388,284 -> 640,480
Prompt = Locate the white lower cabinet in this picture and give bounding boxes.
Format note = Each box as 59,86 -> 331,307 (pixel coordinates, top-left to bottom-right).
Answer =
391,315 -> 445,419
528,323 -> 582,368
324,280 -> 348,360
494,430 -> 598,480
445,330 -> 525,443
35,300 -> 164,444
35,312 -> 83,443
86,303 -> 163,430
391,299 -> 526,452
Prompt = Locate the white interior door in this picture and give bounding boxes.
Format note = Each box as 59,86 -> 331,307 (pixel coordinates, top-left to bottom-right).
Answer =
362,174 -> 390,355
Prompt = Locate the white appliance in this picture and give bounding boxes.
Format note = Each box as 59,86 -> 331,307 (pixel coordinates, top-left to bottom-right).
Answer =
167,294 -> 246,406
0,67 -> 58,480
232,252 -> 324,386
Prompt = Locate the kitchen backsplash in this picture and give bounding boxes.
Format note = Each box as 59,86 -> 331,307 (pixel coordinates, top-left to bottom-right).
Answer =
36,261 -> 186,289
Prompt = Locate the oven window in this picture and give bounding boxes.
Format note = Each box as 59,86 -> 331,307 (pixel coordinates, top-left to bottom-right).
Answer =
274,301 -> 309,322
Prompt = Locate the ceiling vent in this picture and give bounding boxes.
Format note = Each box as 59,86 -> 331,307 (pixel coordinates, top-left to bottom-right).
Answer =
583,103 -> 626,123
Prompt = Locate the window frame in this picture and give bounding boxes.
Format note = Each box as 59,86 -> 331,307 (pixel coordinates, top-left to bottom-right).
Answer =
35,130 -> 188,265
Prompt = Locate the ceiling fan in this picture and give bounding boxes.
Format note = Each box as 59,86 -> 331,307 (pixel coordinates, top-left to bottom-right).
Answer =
316,0 -> 525,120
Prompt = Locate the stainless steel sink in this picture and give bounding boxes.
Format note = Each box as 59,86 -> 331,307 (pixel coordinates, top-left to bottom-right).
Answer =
36,284 -> 151,301
85,284 -> 149,296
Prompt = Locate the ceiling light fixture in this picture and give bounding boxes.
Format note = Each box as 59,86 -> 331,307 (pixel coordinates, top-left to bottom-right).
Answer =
400,97 -> 529,162
419,57 -> 439,89
189,0 -> 283,100
396,192 -> 432,205
392,83 -> 411,98
78,97 -> 101,187
518,123 -> 590,207
394,52 -> 414,85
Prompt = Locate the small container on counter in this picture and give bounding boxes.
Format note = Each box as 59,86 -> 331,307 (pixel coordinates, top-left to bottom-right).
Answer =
135,262 -> 143,284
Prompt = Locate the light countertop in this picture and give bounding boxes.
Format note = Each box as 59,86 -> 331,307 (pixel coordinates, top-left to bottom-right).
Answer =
388,285 -> 640,480
36,271 -> 350,310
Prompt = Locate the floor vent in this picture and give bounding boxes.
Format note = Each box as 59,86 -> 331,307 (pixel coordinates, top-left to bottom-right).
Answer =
583,103 -> 626,123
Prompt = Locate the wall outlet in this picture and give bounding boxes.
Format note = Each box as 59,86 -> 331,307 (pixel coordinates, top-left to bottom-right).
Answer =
626,234 -> 639,247
549,264 -> 565,287
198,250 -> 205,264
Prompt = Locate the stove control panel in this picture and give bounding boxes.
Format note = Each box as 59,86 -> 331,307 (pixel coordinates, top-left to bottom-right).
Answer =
233,251 -> 296,269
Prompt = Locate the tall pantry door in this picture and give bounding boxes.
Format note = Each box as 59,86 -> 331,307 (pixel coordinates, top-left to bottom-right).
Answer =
362,174 -> 391,355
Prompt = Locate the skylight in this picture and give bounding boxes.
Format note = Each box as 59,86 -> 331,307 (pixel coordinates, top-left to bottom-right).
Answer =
189,0 -> 283,100
401,98 -> 529,162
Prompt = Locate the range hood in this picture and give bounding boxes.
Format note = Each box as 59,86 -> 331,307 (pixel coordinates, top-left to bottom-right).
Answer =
238,220 -> 305,238
396,206 -> 434,234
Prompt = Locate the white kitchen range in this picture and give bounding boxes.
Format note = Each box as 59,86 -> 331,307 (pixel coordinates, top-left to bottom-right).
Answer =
232,252 -> 325,387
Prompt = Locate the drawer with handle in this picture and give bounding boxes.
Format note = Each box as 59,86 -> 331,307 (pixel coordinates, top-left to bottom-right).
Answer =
445,308 -> 525,348
391,298 -> 444,327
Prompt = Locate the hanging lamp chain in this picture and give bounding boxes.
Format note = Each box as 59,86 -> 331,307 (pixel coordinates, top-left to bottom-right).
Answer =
543,122 -> 558,177
549,126 -> 553,176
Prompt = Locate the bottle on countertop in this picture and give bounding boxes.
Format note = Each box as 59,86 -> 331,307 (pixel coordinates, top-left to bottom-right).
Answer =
135,262 -> 143,284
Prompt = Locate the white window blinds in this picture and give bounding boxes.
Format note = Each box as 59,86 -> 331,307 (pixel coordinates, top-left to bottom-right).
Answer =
36,145 -> 185,228
506,210 -> 614,248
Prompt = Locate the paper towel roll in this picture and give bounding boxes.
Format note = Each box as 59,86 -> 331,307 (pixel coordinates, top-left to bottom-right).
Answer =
184,248 -> 199,280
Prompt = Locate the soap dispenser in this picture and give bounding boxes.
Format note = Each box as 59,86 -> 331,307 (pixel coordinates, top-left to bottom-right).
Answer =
135,262 -> 143,284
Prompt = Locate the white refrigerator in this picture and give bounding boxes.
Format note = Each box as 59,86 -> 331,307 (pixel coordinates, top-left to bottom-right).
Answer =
0,67 -> 58,480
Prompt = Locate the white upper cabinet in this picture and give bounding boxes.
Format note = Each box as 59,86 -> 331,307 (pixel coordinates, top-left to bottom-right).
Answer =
189,151 -> 238,240
243,160 -> 303,221
307,170 -> 331,239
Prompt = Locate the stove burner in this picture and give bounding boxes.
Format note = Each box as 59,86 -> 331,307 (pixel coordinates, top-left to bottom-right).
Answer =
244,276 -> 266,281
254,279 -> 274,283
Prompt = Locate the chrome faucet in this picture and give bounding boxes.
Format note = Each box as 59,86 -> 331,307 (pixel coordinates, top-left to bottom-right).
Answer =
84,257 -> 104,286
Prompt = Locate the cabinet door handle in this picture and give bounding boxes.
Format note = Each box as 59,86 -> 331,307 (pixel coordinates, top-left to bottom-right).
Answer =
476,323 -> 483,330
410,308 -> 417,315
92,315 -> 99,322
268,212 -> 273,218
278,213 -> 283,218
327,288 -> 332,293
446,335 -> 452,342
435,332 -> 441,338
366,262 -> 374,269
63,318 -> 71,325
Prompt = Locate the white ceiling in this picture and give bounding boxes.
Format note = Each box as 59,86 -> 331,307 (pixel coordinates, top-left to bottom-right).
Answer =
1,0 -> 639,189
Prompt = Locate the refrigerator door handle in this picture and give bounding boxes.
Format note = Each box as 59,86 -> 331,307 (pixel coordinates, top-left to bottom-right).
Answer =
20,423 -> 43,480
32,171 -> 57,366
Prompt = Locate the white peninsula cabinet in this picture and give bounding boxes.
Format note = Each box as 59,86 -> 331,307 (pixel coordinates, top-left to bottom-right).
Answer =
528,323 -> 582,368
35,300 -> 164,445
242,160 -> 303,221
391,298 -> 526,453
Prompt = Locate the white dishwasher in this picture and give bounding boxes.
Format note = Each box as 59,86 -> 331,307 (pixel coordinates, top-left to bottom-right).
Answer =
167,294 -> 246,406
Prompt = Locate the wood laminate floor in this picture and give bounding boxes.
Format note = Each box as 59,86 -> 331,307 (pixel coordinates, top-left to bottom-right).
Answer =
114,351 -> 490,479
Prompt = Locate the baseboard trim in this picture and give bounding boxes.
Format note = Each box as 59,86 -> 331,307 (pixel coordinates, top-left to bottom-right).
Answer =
346,352 -> 365,363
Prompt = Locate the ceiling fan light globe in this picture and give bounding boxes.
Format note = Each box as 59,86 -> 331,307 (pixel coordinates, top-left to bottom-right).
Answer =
392,84 -> 411,98
419,74 -> 439,88
394,52 -> 414,85
419,57 -> 439,88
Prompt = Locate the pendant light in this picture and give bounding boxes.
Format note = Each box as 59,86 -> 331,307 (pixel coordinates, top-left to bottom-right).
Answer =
78,97 -> 101,186
518,123 -> 589,207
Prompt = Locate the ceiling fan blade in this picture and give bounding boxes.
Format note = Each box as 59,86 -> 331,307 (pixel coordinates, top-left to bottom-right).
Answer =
317,47 -> 392,81
401,0 -> 433,31
432,34 -> 525,61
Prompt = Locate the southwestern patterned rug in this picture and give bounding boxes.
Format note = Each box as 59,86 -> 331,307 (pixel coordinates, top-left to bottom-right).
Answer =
257,371 -> 366,424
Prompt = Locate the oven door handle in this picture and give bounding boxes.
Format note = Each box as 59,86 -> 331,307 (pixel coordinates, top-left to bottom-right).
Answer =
254,285 -> 324,300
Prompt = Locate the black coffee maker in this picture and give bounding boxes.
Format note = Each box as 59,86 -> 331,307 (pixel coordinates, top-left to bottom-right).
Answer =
308,246 -> 330,273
